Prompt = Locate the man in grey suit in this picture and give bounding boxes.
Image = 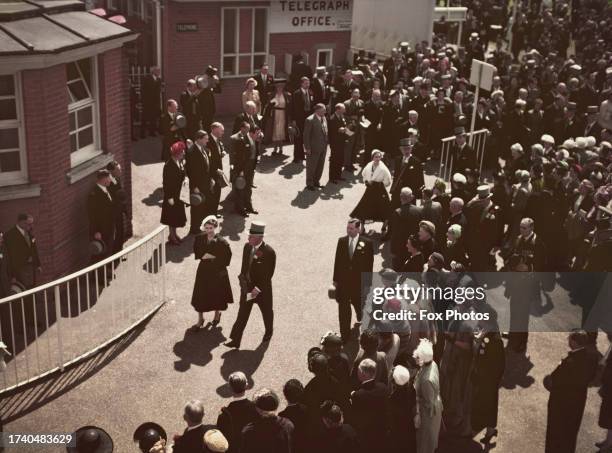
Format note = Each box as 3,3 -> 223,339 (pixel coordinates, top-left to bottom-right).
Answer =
303,103 -> 329,191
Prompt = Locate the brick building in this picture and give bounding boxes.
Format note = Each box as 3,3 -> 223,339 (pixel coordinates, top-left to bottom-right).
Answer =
100,0 -> 353,116
0,0 -> 137,283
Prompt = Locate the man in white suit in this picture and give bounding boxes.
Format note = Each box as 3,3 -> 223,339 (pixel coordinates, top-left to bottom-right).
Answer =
303,103 -> 329,191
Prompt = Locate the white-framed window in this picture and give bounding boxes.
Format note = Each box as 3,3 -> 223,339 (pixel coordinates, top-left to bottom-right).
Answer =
221,7 -> 269,77
0,73 -> 27,187
144,0 -> 152,23
316,49 -> 333,68
67,57 -> 101,167
107,0 -> 117,11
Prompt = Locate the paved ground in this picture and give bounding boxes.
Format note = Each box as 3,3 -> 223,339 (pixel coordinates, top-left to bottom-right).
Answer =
2,134 -> 607,452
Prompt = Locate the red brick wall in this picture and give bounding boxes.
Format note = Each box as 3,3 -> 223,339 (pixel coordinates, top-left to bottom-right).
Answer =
162,1 -> 350,116
0,47 -> 132,283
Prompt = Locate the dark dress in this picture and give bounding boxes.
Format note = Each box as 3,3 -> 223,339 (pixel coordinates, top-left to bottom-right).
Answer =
389,384 -> 417,453
161,159 -> 187,228
190,234 -> 234,312
350,182 -> 392,222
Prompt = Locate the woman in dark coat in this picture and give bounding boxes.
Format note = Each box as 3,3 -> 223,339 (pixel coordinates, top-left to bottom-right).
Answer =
189,216 -> 233,331
161,141 -> 187,245
471,311 -> 505,444
388,365 -> 417,453
444,224 -> 470,269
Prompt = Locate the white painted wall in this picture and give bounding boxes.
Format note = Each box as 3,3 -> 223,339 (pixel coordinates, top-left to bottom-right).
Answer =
350,0 -> 435,57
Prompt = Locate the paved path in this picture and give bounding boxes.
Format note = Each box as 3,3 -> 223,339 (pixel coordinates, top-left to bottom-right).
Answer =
2,136 -> 606,452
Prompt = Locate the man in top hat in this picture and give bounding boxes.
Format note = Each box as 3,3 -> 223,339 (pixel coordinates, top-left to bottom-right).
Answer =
291,77 -> 315,163
390,138 -> 425,208
253,63 -> 274,108
389,187 -> 423,270
4,213 -> 41,289
380,89 -> 409,160
335,69 -> 359,103
106,160 -> 128,254
185,130 -> 213,234
557,101 -> 584,143
450,127 -> 477,176
207,122 -> 227,218
363,88 -> 384,154
173,400 -> 213,453
303,103 -> 329,190
88,170 -> 116,261
229,122 -> 257,217
216,371 -> 258,453
197,66 -> 219,132
160,99 -> 185,162
332,219 -> 374,343
226,221 -> 276,348
465,185 -> 504,271
288,53 -> 313,92
241,388 -> 294,453
312,66 -> 330,106
584,105 -> 602,140
328,103 -> 348,184
141,66 -> 162,138
180,79 -> 202,139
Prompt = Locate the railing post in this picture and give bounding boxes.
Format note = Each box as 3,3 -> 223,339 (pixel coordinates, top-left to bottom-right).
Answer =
54,285 -> 64,372
161,227 -> 167,303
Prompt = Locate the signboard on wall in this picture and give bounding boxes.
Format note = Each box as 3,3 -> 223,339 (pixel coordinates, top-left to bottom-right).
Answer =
269,0 -> 353,33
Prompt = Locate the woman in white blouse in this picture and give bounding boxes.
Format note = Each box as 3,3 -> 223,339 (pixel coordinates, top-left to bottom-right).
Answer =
350,149 -> 392,234
241,78 -> 261,114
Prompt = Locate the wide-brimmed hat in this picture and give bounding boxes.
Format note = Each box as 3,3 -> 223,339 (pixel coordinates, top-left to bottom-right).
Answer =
67,426 -> 114,453
190,192 -> 205,206
133,422 -> 167,453
89,239 -> 106,256
273,78 -> 287,85
175,114 -> 187,129
9,280 -> 26,295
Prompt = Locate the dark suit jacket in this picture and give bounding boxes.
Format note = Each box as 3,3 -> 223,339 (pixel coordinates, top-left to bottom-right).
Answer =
229,132 -> 256,180
391,155 -> 425,199
4,226 -> 40,284
185,143 -> 212,195
278,403 -> 310,453
87,185 -> 115,241
207,137 -> 225,178
173,424 -> 211,453
350,380 -> 389,445
291,88 -> 315,124
254,73 -> 274,102
239,242 -> 276,304
390,203 -> 423,256
311,77 -> 329,105
333,236 -> 374,300
335,79 -> 359,103
141,74 -> 162,111
328,114 -> 348,151
241,416 -> 294,453
217,398 -> 259,453
197,88 -> 216,122
232,112 -> 262,134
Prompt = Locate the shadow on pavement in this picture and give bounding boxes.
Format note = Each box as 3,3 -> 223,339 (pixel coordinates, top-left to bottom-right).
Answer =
438,435 -> 488,452
279,161 -> 305,180
0,320 -> 150,424
291,188 -> 320,209
172,325 -> 226,372
132,137 -> 162,166
218,208 -> 247,242
142,187 -> 163,207
165,238 -> 192,264
257,153 -> 290,174
216,341 -> 270,397
500,348 -> 535,390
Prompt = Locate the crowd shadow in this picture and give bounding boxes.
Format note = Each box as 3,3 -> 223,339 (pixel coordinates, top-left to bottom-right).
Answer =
279,162 -> 305,180
0,319 -> 149,424
500,349 -> 535,390
172,325 -> 226,372
165,238 -> 193,264
291,189 -> 320,209
141,187 -> 163,207
132,137 -> 161,166
215,341 -> 270,397
256,152 -> 290,174
218,206 -> 247,242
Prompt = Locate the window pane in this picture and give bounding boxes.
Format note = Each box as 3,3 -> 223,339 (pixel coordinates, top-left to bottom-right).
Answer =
239,9 -> 252,54
78,59 -> 92,90
239,56 -> 251,75
66,62 -> 80,82
0,128 -> 19,150
223,56 -> 236,76
70,133 -> 77,153
0,75 -> 15,96
68,81 -> 89,102
254,9 -> 267,53
69,111 -> 76,132
77,106 -> 93,128
223,9 -> 236,54
0,151 -> 21,172
0,99 -> 16,121
78,126 -> 94,148
253,55 -> 267,71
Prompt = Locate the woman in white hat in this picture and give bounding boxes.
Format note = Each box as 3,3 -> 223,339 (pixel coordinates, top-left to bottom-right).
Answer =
413,339 -> 443,453
189,216 -> 234,331
350,149 -> 392,235
242,78 -> 261,114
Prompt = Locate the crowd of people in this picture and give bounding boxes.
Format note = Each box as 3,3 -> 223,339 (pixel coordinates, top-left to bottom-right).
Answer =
3,0 -> 612,451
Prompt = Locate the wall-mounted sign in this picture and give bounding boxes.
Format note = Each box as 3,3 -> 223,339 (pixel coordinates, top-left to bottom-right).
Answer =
176,23 -> 198,32
269,0 -> 353,33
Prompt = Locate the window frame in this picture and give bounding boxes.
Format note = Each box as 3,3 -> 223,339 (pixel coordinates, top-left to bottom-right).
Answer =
316,48 -> 333,68
67,57 -> 102,168
221,6 -> 270,78
0,72 -> 28,187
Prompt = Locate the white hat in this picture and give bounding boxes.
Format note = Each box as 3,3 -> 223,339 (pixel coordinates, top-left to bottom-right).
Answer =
392,365 -> 411,386
200,215 -> 219,230
562,139 -> 576,149
511,143 -> 524,153
541,134 -> 555,145
575,137 -> 587,149
586,136 -> 597,148
452,173 -> 467,184
557,149 -> 570,160
531,143 -> 544,155
204,429 -> 229,452
447,223 -> 462,238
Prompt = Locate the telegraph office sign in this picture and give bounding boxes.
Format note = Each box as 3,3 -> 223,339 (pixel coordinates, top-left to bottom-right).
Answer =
270,0 -> 353,33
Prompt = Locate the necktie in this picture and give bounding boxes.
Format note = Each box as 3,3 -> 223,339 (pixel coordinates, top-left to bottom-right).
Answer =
321,117 -> 327,136
304,90 -> 310,112
349,237 -> 355,258
248,246 -> 256,279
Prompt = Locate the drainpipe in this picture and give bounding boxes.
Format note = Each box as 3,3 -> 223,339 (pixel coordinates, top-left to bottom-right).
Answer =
153,0 -> 162,73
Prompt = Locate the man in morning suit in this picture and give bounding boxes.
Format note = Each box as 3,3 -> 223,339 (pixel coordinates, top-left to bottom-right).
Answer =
333,219 -> 374,343
229,122 -> 257,217
217,371 -> 258,453
106,160 -> 128,253
140,66 -> 162,138
303,103 -> 329,191
389,188 -> 423,270
253,63 -> 274,109
291,77 -> 315,163
185,130 -> 213,234
450,127 -> 478,176
390,138 -> 425,209
4,213 -> 41,288
328,103 -> 349,184
159,99 -> 184,162
87,170 -> 116,261
207,122 -> 227,218
173,400 -> 212,453
226,221 -> 276,349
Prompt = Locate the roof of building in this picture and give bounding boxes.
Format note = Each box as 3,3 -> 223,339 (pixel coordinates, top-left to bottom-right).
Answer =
0,0 -> 136,56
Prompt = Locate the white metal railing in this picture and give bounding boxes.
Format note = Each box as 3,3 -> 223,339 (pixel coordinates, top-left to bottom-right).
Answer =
0,226 -> 168,395
439,128 -> 489,181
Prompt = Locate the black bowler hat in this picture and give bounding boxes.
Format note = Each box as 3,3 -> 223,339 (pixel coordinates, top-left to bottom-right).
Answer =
67,426 -> 113,453
133,422 -> 167,453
